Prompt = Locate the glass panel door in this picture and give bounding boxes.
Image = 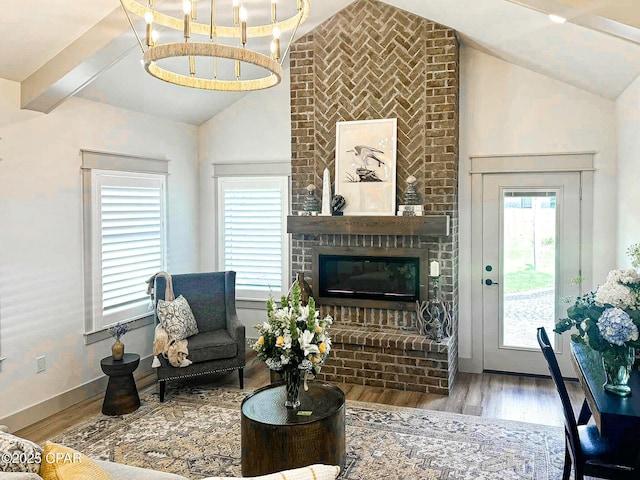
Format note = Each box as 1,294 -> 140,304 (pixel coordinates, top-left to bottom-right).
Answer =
482,172 -> 582,375
502,192 -> 557,350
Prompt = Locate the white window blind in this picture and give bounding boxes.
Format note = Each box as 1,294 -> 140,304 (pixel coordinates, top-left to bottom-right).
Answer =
91,171 -> 166,328
218,177 -> 289,300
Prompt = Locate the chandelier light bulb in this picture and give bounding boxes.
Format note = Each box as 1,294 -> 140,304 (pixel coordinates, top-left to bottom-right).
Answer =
120,0 -> 311,91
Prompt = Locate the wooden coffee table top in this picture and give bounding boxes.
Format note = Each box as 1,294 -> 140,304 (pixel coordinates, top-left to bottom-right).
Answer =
241,381 -> 345,426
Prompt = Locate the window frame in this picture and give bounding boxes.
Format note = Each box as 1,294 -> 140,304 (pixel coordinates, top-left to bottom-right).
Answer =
216,172 -> 290,302
81,150 -> 169,344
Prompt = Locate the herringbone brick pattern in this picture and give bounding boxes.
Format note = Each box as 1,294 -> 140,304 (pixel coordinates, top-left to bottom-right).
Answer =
289,0 -> 460,393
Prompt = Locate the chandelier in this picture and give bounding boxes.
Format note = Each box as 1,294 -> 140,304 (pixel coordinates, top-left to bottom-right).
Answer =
118,0 -> 310,91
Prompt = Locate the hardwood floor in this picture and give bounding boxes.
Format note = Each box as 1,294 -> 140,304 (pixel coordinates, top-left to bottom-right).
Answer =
15,352 -> 584,444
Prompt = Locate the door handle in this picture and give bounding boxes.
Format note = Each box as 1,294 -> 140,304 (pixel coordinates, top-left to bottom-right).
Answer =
485,279 -> 499,286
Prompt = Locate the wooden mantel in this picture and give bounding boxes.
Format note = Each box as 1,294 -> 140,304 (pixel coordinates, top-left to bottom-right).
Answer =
287,215 -> 450,236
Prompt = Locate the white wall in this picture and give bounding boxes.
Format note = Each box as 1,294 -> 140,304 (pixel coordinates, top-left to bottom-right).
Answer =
615,75 -> 640,267
0,79 -> 199,426
458,47 -> 618,369
198,73 -> 292,335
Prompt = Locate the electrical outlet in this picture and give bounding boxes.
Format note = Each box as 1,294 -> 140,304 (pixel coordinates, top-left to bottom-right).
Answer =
36,355 -> 46,373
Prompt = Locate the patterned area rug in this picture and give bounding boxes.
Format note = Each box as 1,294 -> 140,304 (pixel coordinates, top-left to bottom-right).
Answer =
51,384 -> 564,480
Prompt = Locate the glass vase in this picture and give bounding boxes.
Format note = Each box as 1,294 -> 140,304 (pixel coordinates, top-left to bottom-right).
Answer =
601,347 -> 635,397
284,368 -> 302,409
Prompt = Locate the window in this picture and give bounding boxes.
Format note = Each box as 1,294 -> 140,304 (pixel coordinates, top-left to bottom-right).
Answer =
81,150 -> 168,339
217,176 -> 289,300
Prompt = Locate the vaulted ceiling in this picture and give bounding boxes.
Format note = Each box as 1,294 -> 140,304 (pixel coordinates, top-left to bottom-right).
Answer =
2,0 -> 640,125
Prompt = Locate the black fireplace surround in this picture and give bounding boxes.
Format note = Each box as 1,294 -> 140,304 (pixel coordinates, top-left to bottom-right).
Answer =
312,247 -> 429,310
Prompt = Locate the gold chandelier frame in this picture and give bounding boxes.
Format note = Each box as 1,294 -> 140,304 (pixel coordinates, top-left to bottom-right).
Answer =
119,0 -> 311,92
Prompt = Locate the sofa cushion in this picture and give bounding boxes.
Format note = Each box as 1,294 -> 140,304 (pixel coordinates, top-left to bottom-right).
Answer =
0,430 -> 43,473
157,295 -> 199,340
187,330 -> 238,363
202,464 -> 340,480
39,442 -> 110,480
95,459 -> 188,480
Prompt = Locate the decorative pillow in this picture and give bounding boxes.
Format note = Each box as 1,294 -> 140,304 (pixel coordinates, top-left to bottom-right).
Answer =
0,430 -> 43,473
156,294 -> 199,340
202,464 -> 340,480
39,441 -> 111,480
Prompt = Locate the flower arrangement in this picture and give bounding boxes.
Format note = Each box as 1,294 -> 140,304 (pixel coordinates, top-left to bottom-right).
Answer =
554,268 -> 640,361
108,322 -> 129,341
252,283 -> 332,378
628,243 -> 640,270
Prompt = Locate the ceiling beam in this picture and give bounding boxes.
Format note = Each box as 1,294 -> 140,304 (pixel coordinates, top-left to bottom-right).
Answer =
505,0 -> 640,44
20,7 -> 138,114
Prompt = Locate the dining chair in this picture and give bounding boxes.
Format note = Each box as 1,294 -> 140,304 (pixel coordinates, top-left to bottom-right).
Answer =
537,327 -> 640,480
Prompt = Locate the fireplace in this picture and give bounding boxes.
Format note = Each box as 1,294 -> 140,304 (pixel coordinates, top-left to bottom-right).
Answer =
312,247 -> 428,310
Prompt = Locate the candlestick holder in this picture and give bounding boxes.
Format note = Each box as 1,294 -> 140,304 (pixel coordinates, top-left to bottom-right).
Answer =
415,275 -> 452,342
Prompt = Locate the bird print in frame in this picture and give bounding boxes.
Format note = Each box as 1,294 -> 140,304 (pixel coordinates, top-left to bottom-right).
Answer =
335,118 -> 397,215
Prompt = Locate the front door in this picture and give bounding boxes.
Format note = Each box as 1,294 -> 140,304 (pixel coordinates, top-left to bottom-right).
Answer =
482,172 -> 583,376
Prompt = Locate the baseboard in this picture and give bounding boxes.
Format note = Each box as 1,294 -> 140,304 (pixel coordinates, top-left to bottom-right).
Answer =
0,354 -> 155,432
458,357 -> 482,374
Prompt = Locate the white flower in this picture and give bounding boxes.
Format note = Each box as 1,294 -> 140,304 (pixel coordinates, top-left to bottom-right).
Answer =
606,268 -> 640,285
274,307 -> 291,321
595,281 -> 636,309
299,330 -> 320,356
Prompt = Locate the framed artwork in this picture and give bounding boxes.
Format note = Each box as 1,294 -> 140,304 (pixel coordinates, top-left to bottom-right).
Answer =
335,118 -> 397,216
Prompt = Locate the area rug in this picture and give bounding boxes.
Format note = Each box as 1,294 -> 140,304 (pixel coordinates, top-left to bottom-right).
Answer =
51,385 -> 564,480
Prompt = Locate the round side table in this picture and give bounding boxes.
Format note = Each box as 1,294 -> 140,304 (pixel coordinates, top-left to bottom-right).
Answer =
241,382 -> 346,476
100,353 -> 141,416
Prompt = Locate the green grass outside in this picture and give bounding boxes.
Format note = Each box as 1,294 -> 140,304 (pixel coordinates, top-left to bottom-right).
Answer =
504,267 -> 554,294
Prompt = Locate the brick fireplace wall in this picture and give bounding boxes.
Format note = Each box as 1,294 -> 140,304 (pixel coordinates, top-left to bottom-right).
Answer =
289,0 -> 459,394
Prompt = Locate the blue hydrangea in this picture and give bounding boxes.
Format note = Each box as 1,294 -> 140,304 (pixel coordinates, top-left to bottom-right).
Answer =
597,307 -> 639,346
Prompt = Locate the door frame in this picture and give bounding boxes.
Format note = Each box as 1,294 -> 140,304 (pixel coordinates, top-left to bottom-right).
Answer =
468,152 -> 594,374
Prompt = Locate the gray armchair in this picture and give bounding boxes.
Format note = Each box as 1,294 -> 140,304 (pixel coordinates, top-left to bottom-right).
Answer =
154,271 -> 245,401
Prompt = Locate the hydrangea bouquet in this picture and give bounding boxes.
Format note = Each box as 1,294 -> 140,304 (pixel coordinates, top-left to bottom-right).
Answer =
555,268 -> 640,394
251,283 -> 332,406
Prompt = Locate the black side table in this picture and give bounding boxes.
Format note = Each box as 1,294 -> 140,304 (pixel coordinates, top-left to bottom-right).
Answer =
100,353 -> 141,416
241,382 -> 346,476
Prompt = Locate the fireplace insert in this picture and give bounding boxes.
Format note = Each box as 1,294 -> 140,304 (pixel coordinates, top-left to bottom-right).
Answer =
312,247 -> 428,310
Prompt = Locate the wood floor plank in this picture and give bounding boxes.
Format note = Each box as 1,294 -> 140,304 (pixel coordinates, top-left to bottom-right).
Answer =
15,352 -> 585,444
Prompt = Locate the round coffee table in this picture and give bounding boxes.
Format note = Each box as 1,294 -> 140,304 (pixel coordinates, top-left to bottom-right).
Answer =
100,353 -> 140,416
241,381 -> 346,476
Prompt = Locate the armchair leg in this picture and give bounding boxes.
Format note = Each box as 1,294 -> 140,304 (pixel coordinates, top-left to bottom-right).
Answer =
159,381 -> 166,402
239,368 -> 244,389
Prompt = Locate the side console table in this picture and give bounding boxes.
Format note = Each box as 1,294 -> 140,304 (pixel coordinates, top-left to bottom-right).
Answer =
100,353 -> 141,416
241,382 -> 346,476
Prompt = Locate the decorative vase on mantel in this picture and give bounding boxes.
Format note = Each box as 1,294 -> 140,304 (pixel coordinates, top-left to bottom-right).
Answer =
601,347 -> 635,397
111,339 -> 125,361
284,368 -> 302,409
